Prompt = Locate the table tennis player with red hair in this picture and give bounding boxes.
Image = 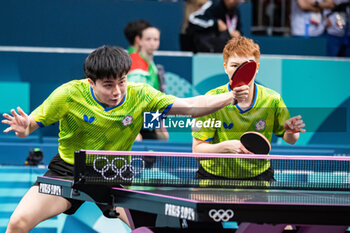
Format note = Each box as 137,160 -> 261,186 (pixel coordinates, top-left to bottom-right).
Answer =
192,36 -> 306,182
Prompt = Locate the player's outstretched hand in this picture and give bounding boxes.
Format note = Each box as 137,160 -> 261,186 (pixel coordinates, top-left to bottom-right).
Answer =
2,107 -> 30,137
284,115 -> 306,134
232,85 -> 249,104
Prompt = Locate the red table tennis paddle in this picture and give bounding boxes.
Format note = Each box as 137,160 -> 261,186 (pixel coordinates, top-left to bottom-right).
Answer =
240,131 -> 271,154
230,60 -> 257,90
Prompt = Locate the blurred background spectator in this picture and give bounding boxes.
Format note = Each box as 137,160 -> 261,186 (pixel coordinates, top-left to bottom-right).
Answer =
180,0 -> 208,51
290,0 -> 334,37
127,26 -> 168,141
182,0 -> 242,53
324,0 -> 350,57
128,26 -> 165,94
252,0 -> 292,36
124,19 -> 151,54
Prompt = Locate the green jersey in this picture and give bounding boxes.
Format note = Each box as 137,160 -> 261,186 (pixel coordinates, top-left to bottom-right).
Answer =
127,46 -> 137,54
31,79 -> 175,164
192,83 -> 290,178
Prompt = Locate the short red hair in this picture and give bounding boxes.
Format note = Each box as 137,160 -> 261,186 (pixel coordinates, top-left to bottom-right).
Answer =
223,36 -> 260,63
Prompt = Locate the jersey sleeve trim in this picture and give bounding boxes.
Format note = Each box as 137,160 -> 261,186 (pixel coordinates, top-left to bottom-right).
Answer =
162,103 -> 174,118
227,83 -> 231,92
192,132 -> 214,142
35,121 -> 45,128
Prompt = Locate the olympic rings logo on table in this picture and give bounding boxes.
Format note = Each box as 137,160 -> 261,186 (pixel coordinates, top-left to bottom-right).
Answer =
93,157 -> 145,181
209,209 -> 234,222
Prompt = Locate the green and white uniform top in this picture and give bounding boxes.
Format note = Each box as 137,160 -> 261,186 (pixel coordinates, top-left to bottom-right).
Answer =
32,79 -> 175,164
192,83 -> 290,178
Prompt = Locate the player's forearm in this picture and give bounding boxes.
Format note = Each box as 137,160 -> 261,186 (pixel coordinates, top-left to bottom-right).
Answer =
282,132 -> 299,145
193,141 -> 225,160
176,92 -> 233,118
193,139 -> 235,161
193,141 -> 222,153
195,92 -> 233,117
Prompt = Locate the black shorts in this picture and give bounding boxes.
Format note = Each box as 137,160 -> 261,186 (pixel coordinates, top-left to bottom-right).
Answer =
34,154 -> 157,227
139,129 -> 158,139
195,164 -> 275,182
34,154 -> 84,215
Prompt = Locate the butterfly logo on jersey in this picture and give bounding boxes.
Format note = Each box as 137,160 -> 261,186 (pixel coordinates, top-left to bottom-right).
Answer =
223,122 -> 234,129
83,115 -> 95,123
122,115 -> 133,126
255,119 -> 266,131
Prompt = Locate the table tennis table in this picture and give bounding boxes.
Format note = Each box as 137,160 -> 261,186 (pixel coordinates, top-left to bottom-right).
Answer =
37,150 -> 350,232
37,175 -> 350,228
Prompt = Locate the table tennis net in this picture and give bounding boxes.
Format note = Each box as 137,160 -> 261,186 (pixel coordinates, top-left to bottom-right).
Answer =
74,150 -> 350,191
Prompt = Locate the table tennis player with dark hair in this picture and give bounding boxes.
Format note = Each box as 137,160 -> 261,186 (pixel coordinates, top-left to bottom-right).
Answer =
192,36 -> 306,182
2,45 -> 250,233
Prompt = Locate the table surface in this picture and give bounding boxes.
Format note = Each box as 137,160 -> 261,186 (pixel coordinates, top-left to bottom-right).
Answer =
37,176 -> 350,225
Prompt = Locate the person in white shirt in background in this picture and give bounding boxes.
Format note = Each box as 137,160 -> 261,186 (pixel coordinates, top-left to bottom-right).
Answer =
291,0 -> 334,37
324,0 -> 350,56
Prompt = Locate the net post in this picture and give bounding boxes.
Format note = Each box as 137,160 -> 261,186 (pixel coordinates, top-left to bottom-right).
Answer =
74,150 -> 86,185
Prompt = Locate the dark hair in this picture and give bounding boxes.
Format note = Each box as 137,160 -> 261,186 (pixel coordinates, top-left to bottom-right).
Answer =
140,26 -> 161,39
124,20 -> 151,45
84,46 -> 132,82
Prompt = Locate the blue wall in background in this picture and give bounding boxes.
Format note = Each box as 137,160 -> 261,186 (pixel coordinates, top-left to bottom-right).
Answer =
0,0 -> 184,51
0,52 -> 86,113
252,36 -> 328,56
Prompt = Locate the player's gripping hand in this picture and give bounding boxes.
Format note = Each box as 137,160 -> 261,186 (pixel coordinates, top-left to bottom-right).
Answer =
232,85 -> 249,104
284,115 -> 306,134
220,140 -> 253,154
2,107 -> 30,137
